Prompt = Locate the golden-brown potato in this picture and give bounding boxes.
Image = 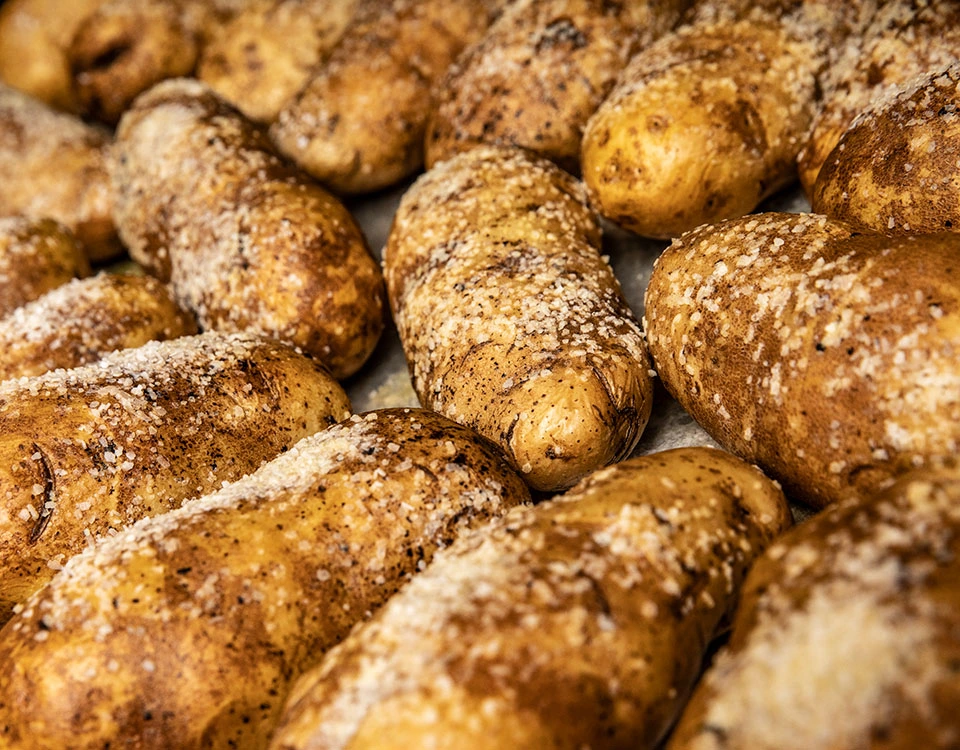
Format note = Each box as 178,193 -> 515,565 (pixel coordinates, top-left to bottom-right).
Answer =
0,330 -> 350,618
643,213 -> 960,508
0,217 -> 90,317
270,447 -> 791,750
0,408 -> 530,750
812,62 -> 960,235
198,0 -> 358,124
112,78 -> 385,379
0,273 -> 197,380
0,84 -> 119,261
385,145 -> 654,492
270,0 -> 502,194
668,464 -> 960,750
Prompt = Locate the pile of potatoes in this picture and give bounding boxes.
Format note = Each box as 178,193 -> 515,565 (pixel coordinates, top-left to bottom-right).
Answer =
0,0 -> 957,748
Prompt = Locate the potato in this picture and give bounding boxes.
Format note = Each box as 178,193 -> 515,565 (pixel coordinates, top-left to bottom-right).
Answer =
0,330 -> 350,618
0,84 -> 119,262
198,0 -> 358,124
812,62 -> 960,235
112,78 -> 385,380
270,0 -> 502,194
0,217 -> 90,318
643,212 -> 960,508
0,273 -> 197,380
269,447 -> 791,750
385,145 -> 654,492
668,464 -> 960,750
0,408 -> 530,750
424,0 -> 691,173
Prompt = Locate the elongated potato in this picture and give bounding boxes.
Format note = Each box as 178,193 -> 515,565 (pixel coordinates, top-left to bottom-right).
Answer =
0,217 -> 89,318
0,409 -> 530,750
644,213 -> 960,508
0,330 -> 349,618
112,79 -> 385,379
270,0 -> 502,194
385,145 -> 654,492
669,464 -> 960,750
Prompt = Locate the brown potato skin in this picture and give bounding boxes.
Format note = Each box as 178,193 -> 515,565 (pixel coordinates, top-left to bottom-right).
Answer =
669,465 -> 960,750
0,331 -> 350,619
270,0 -> 503,194
813,63 -> 960,235
270,447 -> 791,750
0,408 -> 530,750
0,273 -> 198,380
644,213 -> 960,508
385,145 -> 654,492
0,217 -> 90,317
112,78 -> 385,380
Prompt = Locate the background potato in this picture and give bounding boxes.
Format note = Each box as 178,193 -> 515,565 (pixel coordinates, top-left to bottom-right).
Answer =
385,145 -> 654,492
0,331 -> 349,618
0,409 -> 530,750
644,213 -> 960,508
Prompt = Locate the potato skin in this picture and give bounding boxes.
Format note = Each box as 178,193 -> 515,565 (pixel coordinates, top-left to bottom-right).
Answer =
812,63 -> 960,235
385,145 -> 654,492
668,465 -> 960,750
0,408 -> 530,750
0,331 -> 350,618
112,78 -> 385,379
644,213 -> 960,508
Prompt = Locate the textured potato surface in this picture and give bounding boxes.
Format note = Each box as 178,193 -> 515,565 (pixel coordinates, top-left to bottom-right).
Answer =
385,145 -> 654,492
644,213 -> 960,508
0,331 -> 349,617
0,409 -> 530,750
669,465 -> 960,750
112,78 -> 385,379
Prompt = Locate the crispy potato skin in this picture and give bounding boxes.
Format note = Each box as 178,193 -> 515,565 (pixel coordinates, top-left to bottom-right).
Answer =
0,331 -> 350,618
643,213 -> 960,508
0,409 -> 529,750
270,0 -> 502,194
0,273 -> 197,380
270,447 -> 791,750
669,465 -> 960,750
385,145 -> 654,492
813,63 -> 960,235
112,78 -> 385,379
0,217 -> 90,317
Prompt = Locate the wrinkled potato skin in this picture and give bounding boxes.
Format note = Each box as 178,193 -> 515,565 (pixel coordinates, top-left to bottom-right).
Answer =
644,213 -> 960,508
669,466 -> 960,750
0,409 -> 530,750
813,63 -> 960,235
385,146 -> 654,492
270,447 -> 791,750
0,331 -> 350,619
0,217 -> 90,317
113,79 -> 385,379
271,0 -> 502,194
0,273 -> 197,380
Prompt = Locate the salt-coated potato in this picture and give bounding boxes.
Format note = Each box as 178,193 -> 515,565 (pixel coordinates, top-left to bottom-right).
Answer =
270,0 -> 502,194
0,84 -> 119,262
112,78 -> 385,380
644,213 -> 960,509
0,273 -> 197,380
270,447 -> 791,750
198,0 -> 358,124
425,0 -> 691,173
813,62 -> 960,235
669,464 -> 960,750
0,330 -> 350,619
0,408 -> 530,750
0,217 -> 90,318
385,145 -> 654,492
